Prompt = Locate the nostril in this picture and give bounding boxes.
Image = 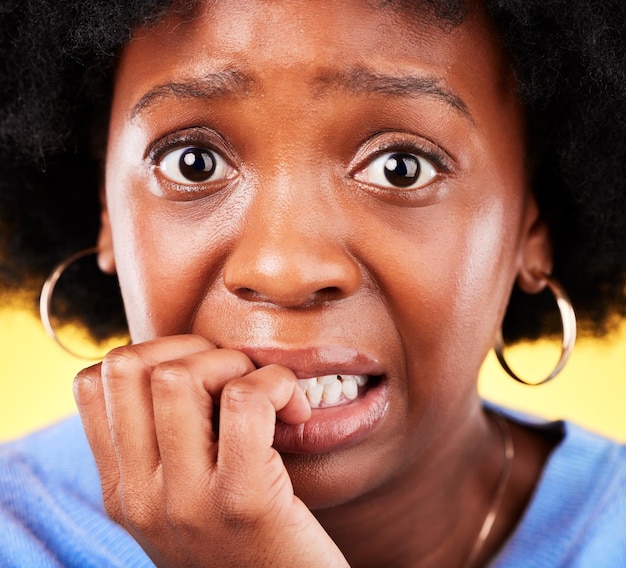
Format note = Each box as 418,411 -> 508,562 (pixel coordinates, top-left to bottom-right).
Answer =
317,286 -> 345,302
231,285 -> 346,308
223,238 -> 362,307
234,287 -> 262,302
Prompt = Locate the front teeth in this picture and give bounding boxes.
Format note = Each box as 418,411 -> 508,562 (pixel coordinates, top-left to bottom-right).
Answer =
298,374 -> 368,408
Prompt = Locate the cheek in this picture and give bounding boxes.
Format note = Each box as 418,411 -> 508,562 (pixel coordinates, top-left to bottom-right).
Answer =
105,159 -> 233,342
366,195 -> 520,389
113,215 -> 226,341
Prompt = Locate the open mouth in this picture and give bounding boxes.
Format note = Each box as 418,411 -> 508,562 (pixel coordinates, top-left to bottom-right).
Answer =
275,373 -> 388,454
297,374 -> 381,409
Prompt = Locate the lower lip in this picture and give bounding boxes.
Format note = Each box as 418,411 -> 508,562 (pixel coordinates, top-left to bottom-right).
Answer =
273,378 -> 389,454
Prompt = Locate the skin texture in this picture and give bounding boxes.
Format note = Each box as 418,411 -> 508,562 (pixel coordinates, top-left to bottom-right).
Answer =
75,0 -> 554,566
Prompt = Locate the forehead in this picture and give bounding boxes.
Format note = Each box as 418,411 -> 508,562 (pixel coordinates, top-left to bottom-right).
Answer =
118,0 -> 506,106
147,0 -> 472,56
110,0 -> 520,154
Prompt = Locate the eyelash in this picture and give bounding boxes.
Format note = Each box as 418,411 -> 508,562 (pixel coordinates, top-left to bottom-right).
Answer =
147,130 -> 451,167
145,128 -> 239,199
147,129 -> 227,164
146,128 -> 453,200
362,136 -> 452,175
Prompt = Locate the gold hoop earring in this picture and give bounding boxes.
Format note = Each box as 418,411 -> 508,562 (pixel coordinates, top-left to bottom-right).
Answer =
494,273 -> 577,386
40,247 -> 111,359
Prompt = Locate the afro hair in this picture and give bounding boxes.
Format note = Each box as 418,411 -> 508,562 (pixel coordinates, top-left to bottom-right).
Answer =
0,0 -> 625,343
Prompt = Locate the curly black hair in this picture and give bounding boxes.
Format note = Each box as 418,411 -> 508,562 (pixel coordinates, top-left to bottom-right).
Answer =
0,0 -> 625,343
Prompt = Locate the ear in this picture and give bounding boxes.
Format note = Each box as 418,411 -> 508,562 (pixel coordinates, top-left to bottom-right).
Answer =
516,197 -> 552,294
97,187 -> 116,275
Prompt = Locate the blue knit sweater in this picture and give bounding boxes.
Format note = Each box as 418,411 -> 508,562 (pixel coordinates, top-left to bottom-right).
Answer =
1,412 -> 624,567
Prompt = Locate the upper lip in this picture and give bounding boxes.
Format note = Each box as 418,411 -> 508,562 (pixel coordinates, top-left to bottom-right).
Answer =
233,345 -> 385,379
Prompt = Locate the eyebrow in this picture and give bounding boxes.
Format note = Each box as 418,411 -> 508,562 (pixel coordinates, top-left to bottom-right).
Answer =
315,68 -> 473,123
129,69 -> 254,120
130,66 -> 473,124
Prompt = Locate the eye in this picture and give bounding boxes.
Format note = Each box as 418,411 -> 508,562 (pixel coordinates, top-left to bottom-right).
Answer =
357,152 -> 438,190
159,146 -> 231,185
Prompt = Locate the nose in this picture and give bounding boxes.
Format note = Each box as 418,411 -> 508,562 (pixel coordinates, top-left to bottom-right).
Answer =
223,184 -> 361,308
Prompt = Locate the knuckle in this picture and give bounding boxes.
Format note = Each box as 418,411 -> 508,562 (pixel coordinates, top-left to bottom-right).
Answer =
212,490 -> 259,533
161,480 -> 214,536
220,381 -> 276,427
221,381 -> 257,409
210,476 -> 275,533
151,361 -> 192,393
186,333 -> 215,351
100,467 -> 162,534
163,501 -> 198,536
72,370 -> 100,405
103,501 -> 124,525
226,349 -> 257,374
120,490 -> 160,533
101,344 -> 146,380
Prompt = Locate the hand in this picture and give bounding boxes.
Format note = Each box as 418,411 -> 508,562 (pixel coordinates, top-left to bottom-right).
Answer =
74,335 -> 349,567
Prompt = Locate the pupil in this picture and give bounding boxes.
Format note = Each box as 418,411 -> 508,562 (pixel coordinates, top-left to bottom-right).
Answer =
179,148 -> 216,182
383,153 -> 420,187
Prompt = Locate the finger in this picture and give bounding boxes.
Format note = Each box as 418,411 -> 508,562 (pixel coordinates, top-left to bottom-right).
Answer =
73,362 -> 124,521
101,335 -> 215,488
216,365 -> 310,491
151,349 -> 256,491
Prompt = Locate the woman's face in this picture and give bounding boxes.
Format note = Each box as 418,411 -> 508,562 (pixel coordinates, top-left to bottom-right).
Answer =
101,0 -> 547,506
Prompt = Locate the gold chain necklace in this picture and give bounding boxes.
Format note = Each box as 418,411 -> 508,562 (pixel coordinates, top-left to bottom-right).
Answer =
463,412 -> 515,568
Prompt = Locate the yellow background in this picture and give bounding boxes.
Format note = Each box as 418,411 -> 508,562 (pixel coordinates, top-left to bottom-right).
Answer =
0,306 -> 624,443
